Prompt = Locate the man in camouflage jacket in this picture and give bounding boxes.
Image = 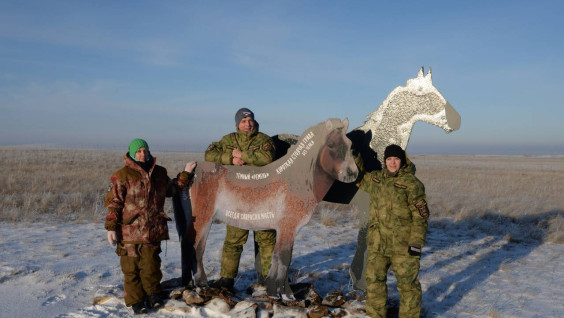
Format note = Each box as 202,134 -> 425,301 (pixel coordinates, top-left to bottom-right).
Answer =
205,108 -> 276,290
356,144 -> 429,318
104,138 -> 194,314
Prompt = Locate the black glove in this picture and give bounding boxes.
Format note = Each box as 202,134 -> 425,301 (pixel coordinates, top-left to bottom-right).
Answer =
408,245 -> 422,256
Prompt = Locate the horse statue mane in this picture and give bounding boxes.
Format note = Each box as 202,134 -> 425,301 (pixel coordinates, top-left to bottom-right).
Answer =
175,118 -> 358,298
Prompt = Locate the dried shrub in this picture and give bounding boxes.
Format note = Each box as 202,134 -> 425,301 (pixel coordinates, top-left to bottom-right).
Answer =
0,147 -> 202,223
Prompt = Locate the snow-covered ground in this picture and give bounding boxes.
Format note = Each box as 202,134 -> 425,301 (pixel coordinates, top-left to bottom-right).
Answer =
1,218 -> 563,317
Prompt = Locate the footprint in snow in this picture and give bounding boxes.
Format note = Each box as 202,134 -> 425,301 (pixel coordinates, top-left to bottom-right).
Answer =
43,294 -> 66,306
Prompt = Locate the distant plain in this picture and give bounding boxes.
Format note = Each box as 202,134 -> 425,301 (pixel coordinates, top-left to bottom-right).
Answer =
1,147 -> 562,244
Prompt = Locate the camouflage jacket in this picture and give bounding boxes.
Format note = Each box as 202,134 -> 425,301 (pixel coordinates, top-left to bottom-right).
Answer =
357,162 -> 429,256
104,154 -> 184,244
204,123 -> 275,166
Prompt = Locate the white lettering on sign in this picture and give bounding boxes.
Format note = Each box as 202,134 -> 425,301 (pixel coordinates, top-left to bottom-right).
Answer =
236,173 -> 250,180
276,131 -> 315,175
225,209 -> 275,220
235,172 -> 270,180
251,173 -> 269,180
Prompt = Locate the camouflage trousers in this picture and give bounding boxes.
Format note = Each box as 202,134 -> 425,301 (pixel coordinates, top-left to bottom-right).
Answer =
220,225 -> 276,279
365,252 -> 422,318
117,243 -> 163,306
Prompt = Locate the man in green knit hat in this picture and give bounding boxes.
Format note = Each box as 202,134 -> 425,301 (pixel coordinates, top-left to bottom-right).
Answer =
205,108 -> 276,291
105,138 -> 195,314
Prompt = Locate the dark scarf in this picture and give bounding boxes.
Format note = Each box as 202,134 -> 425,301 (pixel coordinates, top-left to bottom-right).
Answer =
131,155 -> 153,173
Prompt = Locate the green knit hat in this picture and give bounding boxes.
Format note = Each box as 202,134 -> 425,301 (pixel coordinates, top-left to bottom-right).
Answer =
128,138 -> 149,158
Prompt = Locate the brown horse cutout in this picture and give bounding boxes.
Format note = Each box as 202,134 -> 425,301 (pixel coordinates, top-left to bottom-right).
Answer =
177,118 -> 358,298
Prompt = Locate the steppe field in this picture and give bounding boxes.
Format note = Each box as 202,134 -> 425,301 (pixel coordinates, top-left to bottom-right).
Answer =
1,147 -> 563,317
1,147 -> 562,244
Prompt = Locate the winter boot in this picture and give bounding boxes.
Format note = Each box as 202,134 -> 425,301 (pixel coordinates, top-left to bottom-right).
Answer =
132,302 -> 148,315
211,277 -> 235,291
147,293 -> 164,309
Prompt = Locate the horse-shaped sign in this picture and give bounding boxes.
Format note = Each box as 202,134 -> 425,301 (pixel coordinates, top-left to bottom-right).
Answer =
175,118 -> 358,298
329,67 -> 461,290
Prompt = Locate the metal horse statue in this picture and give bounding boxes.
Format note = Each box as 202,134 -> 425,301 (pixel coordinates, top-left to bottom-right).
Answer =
328,67 -> 461,290
176,118 -> 358,298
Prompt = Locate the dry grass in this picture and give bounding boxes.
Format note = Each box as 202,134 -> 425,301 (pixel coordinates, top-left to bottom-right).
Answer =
413,155 -> 564,218
316,201 -> 358,227
412,155 -> 564,243
1,148 -> 562,243
0,147 -> 202,223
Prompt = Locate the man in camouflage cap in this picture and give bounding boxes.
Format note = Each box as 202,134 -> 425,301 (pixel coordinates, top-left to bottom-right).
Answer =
205,108 -> 276,291
356,144 -> 429,318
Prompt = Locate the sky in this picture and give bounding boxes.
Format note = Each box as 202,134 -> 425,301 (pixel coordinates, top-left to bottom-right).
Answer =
1,0 -> 563,155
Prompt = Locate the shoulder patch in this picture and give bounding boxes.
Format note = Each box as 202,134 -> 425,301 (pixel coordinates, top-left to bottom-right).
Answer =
371,177 -> 381,183
107,183 -> 113,192
393,183 -> 407,189
415,199 -> 430,218
262,142 -> 273,151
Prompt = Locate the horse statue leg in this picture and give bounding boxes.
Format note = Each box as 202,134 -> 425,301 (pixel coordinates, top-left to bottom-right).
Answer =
191,192 -> 214,287
254,240 -> 265,284
172,186 -> 196,287
348,190 -> 370,291
192,222 -> 212,287
265,231 -> 295,299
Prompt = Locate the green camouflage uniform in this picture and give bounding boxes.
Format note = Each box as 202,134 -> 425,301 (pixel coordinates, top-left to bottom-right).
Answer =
205,123 -> 277,279
357,160 -> 429,318
104,154 -> 187,306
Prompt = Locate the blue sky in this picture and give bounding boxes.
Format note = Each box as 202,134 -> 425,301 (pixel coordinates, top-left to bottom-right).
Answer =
1,1 -> 563,154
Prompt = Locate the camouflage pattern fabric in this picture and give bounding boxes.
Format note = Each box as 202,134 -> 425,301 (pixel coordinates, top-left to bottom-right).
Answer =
205,124 -> 275,166
365,253 -> 422,318
205,123 -> 277,279
118,244 -> 163,306
220,225 -> 276,278
104,154 -> 181,244
357,161 -> 429,318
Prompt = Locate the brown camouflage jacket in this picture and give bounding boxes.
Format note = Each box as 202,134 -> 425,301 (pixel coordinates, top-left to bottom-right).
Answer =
357,162 -> 429,256
204,123 -> 275,166
104,154 -> 182,244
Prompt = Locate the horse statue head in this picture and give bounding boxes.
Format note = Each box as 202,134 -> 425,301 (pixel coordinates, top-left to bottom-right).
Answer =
317,118 -> 358,183
360,67 -> 461,163
310,118 -> 359,202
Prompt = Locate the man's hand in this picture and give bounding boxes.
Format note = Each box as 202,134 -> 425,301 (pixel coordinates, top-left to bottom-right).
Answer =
232,149 -> 242,159
233,157 -> 245,165
231,149 -> 245,165
184,161 -> 197,173
107,231 -> 117,246
177,162 -> 197,188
